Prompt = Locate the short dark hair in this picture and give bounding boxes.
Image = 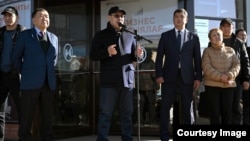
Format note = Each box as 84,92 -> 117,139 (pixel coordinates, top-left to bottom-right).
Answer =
173,8 -> 188,17
235,28 -> 246,36
32,8 -> 48,18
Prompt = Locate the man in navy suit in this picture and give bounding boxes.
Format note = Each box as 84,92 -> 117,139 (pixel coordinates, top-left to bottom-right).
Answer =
12,8 -> 58,141
155,8 -> 202,141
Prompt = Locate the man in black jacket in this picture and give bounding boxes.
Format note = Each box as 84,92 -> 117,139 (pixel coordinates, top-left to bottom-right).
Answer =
90,6 -> 143,141
0,6 -> 25,140
220,18 -> 250,125
236,28 -> 250,125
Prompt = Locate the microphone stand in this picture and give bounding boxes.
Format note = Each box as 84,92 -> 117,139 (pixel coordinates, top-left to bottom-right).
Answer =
121,27 -> 152,141
121,27 -> 153,44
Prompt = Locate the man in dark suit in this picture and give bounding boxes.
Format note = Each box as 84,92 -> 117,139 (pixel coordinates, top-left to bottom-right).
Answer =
12,8 -> 58,141
90,6 -> 142,141
155,8 -> 202,141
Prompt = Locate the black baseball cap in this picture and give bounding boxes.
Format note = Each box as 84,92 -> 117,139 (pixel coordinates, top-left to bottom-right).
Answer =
108,6 -> 126,15
1,6 -> 18,16
220,18 -> 233,26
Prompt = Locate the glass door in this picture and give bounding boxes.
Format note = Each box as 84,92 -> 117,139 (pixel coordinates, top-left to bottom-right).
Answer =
46,3 -> 93,137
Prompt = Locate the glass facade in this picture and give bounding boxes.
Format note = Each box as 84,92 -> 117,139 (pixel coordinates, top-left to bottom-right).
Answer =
195,0 -> 239,18
194,0 -> 246,53
46,3 -> 92,131
1,0 -> 248,139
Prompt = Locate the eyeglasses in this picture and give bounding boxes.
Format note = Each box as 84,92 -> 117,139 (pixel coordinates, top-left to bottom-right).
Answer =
111,14 -> 125,18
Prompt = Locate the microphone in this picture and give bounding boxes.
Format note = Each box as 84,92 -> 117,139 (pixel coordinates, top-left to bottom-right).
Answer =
118,22 -> 127,28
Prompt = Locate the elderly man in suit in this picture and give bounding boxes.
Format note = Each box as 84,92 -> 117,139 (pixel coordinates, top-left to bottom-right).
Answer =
155,8 -> 202,141
12,8 -> 58,141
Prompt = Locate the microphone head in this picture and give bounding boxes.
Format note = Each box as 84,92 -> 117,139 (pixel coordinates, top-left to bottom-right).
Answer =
118,22 -> 126,28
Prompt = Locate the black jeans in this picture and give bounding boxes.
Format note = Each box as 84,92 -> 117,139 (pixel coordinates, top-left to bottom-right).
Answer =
97,87 -> 133,141
0,71 -> 20,115
232,81 -> 243,125
242,89 -> 250,125
0,70 -> 20,139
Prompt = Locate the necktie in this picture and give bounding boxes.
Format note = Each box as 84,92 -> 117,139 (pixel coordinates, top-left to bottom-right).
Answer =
177,30 -> 181,51
40,31 -> 44,38
39,31 -> 48,52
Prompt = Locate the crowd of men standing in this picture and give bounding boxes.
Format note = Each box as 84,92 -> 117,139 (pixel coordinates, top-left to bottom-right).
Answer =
0,6 -> 58,141
0,4 -> 248,141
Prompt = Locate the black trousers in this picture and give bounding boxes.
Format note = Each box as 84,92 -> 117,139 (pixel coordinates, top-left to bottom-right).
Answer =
0,71 -> 20,116
160,69 -> 194,141
0,71 -> 20,139
242,89 -> 250,125
205,86 -> 234,124
18,84 -> 54,141
232,80 -> 243,124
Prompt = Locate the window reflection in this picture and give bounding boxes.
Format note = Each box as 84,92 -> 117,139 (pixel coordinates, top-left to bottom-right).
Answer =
195,0 -> 241,18
54,73 -> 90,126
46,4 -> 91,127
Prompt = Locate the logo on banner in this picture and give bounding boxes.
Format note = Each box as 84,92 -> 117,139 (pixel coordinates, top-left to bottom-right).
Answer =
63,43 -> 74,62
138,46 -> 147,63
